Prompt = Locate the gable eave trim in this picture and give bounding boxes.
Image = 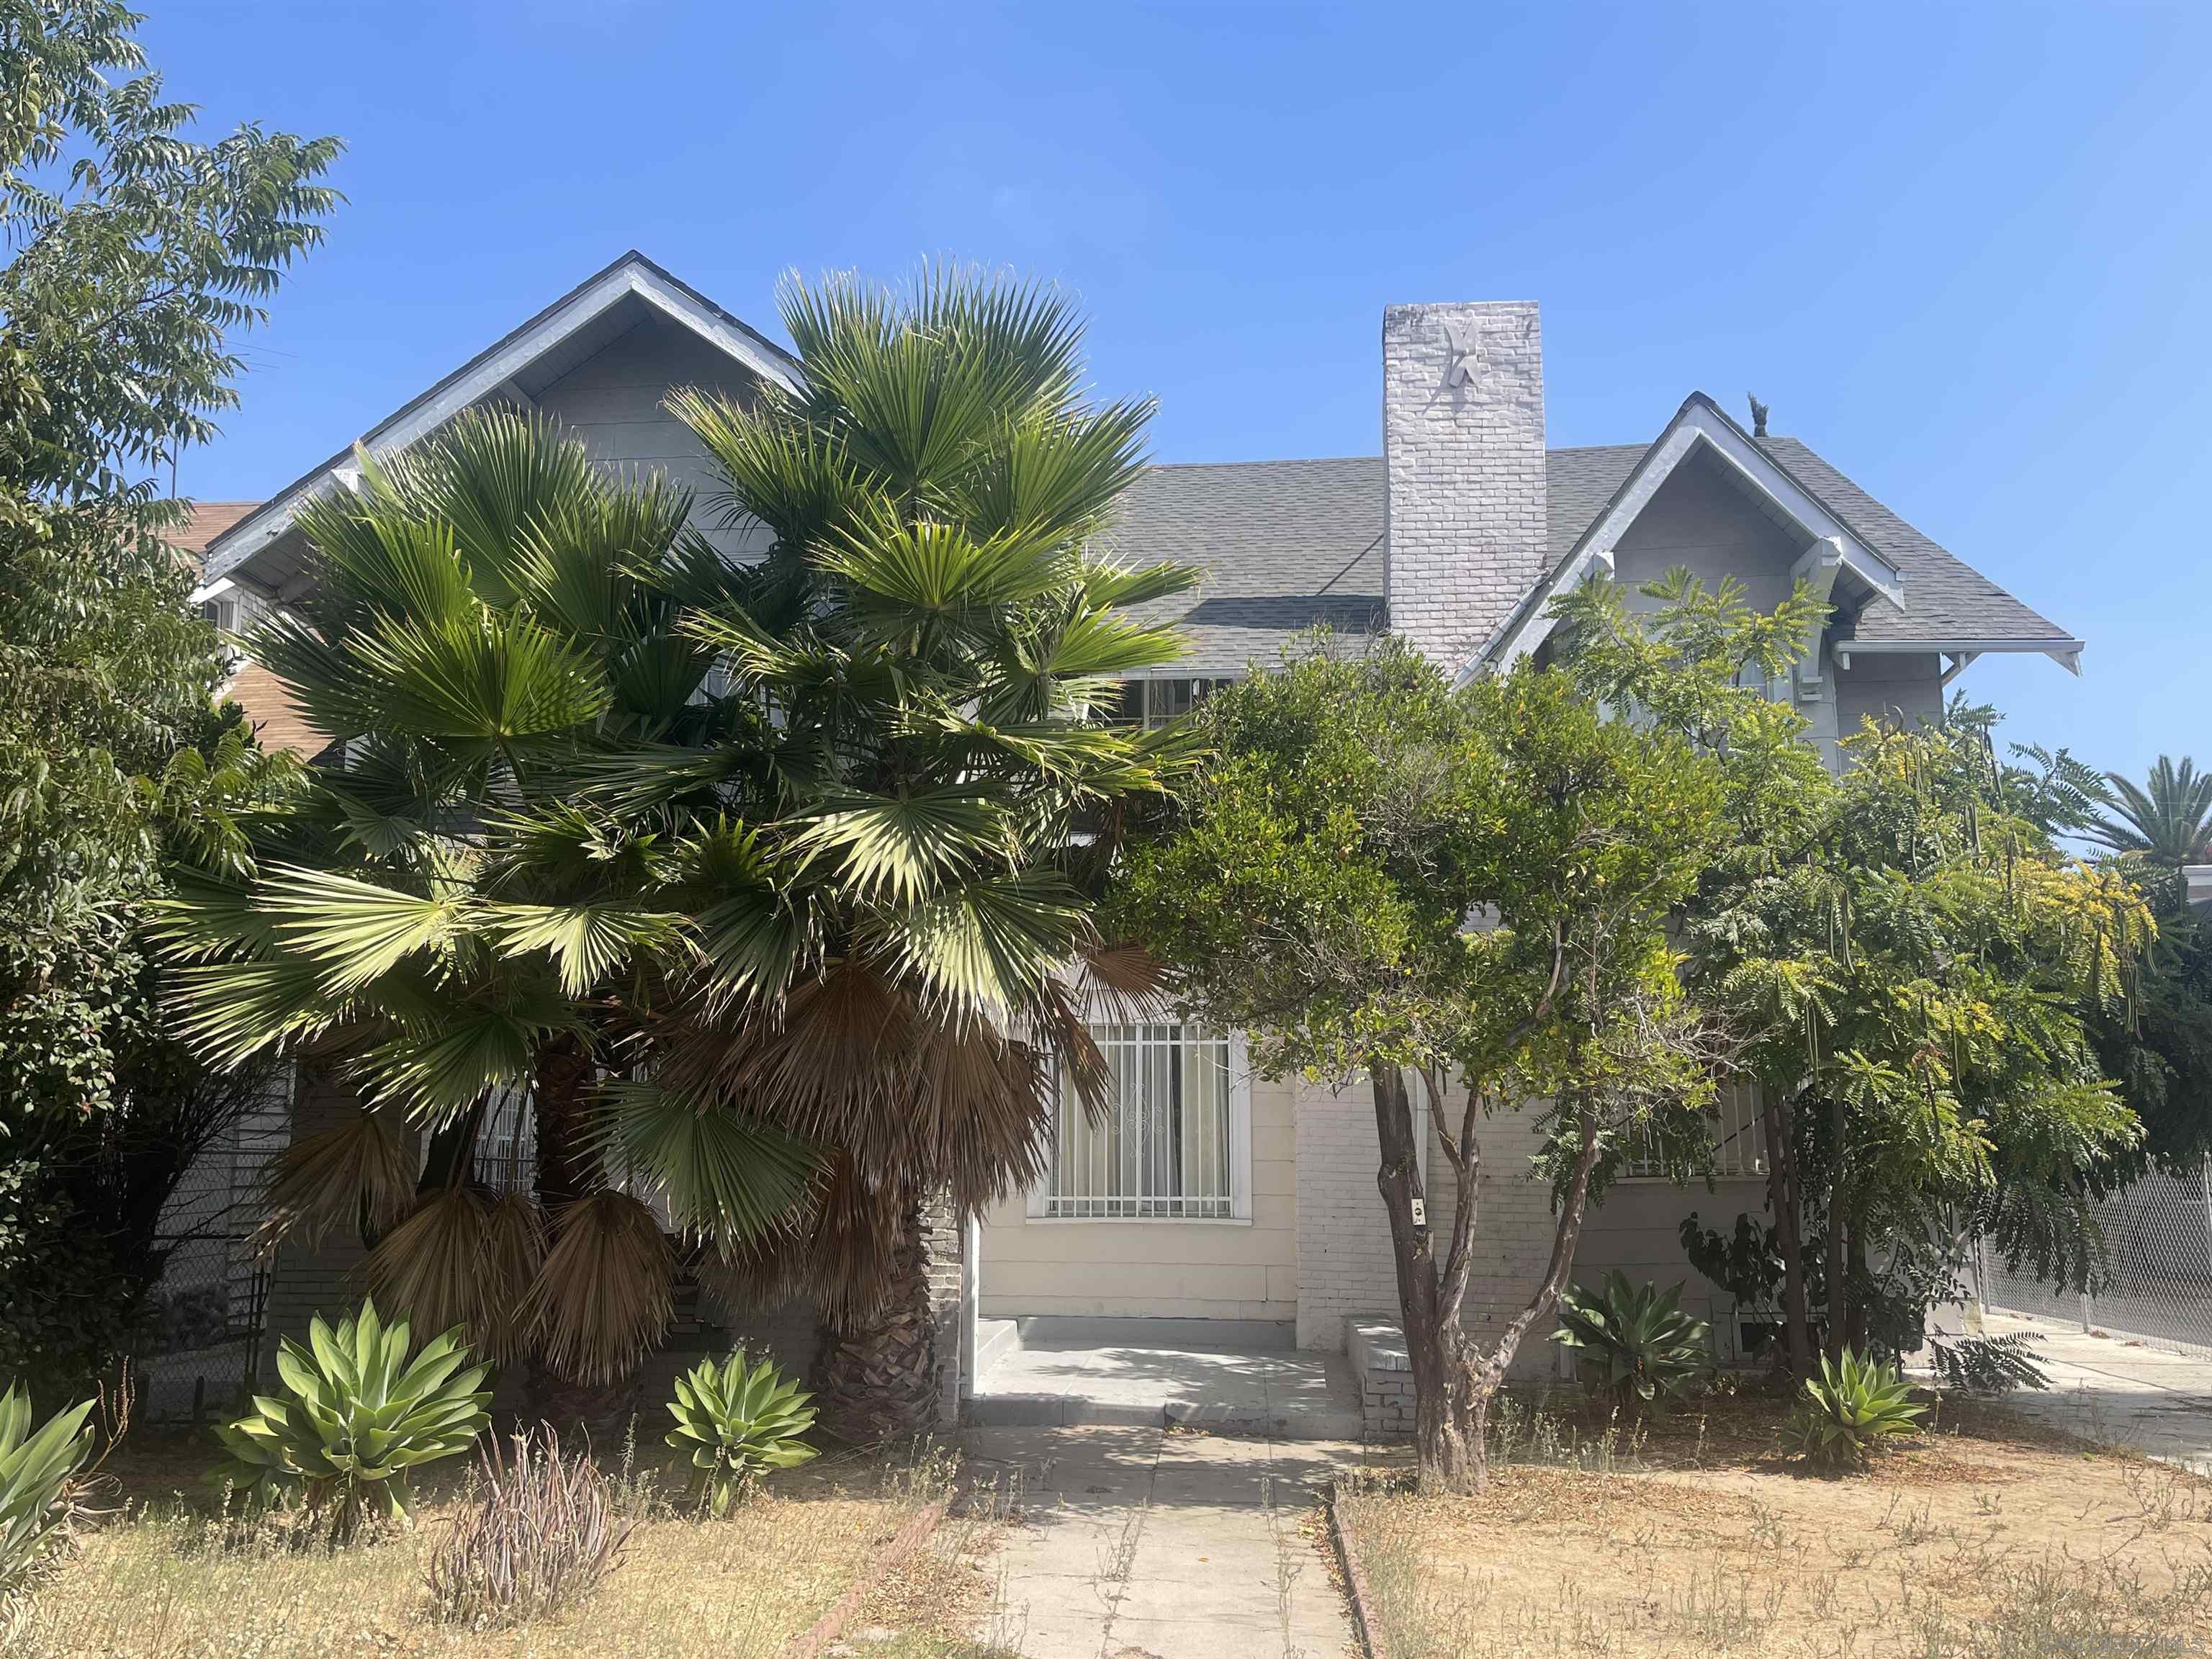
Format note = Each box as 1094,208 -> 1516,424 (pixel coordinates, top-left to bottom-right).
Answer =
197,252 -> 799,588
1460,396 -> 1907,683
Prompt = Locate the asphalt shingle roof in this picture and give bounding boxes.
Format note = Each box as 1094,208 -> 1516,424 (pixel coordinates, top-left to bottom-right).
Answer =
1753,437 -> 2070,646
1099,435 -> 2070,674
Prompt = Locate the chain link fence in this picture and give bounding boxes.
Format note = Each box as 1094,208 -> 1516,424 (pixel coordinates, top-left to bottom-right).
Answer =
135,1070 -> 292,1423
1979,1159 -> 2212,1357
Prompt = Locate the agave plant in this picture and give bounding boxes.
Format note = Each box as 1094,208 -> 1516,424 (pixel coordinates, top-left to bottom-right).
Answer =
1551,1271 -> 1711,1411
665,1350 -> 818,1516
212,1300 -> 490,1542
1781,1348 -> 1925,1470
1,1386 -> 94,1617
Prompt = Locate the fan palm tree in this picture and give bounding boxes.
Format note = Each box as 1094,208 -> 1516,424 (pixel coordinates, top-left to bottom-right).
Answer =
156,410 -> 818,1424
585,266 -> 1202,1440
2090,755 -> 2212,868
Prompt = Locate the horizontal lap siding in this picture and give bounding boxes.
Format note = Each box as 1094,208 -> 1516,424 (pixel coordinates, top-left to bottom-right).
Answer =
531,313 -> 773,561
977,1076 -> 1298,1321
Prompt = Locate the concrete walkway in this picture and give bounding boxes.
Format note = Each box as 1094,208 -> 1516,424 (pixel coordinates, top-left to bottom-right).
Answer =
968,1323 -> 1364,1439
962,1424 -> 1375,1658
1930,1310 -> 2212,1474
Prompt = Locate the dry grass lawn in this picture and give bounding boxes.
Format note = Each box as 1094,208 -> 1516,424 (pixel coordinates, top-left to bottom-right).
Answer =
1339,1392 -> 2212,1659
3,1433 -> 1012,1659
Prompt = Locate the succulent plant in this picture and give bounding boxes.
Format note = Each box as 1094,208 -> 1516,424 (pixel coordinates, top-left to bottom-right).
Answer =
664,1349 -> 817,1515
1782,1348 -> 1926,1470
1551,1271 -> 1712,1411
1,1385 -> 94,1617
212,1298 -> 490,1542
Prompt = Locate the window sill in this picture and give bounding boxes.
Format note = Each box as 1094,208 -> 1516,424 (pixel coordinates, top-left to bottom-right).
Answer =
1022,1213 -> 1254,1227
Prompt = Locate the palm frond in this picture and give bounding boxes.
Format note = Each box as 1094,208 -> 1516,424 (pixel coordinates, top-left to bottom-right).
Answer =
590,1080 -> 819,1242
482,899 -> 691,997
256,1104 -> 415,1252
520,1192 -> 674,1390
784,787 -> 1013,904
361,1186 -> 544,1363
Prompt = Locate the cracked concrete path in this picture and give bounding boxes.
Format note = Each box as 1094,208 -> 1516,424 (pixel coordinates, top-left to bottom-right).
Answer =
961,1424 -> 1377,1658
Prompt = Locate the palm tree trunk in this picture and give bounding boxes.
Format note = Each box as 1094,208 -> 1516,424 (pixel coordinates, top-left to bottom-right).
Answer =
812,1195 -> 944,1445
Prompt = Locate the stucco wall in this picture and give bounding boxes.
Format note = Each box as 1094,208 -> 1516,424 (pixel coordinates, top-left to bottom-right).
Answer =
976,1074 -> 1298,1322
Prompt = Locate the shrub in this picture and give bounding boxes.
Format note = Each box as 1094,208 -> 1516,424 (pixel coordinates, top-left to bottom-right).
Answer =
1928,1331 -> 2049,1394
1551,1271 -> 1712,1411
0,1385 -> 94,1622
665,1350 -> 817,1515
211,1299 -> 490,1544
424,1425 -> 630,1627
1782,1348 -> 1925,1470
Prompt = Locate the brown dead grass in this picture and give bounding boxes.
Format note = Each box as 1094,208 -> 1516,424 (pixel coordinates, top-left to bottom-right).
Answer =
3,1435 -> 1010,1659
1340,1391 -> 2212,1659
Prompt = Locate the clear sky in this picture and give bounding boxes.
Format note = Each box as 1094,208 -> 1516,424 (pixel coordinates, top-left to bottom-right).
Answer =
147,1 -> 2211,783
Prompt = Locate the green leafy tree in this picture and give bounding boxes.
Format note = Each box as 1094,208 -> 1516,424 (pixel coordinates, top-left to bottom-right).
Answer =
1115,635 -> 1728,1491
0,0 -> 336,1386
1555,575 -> 2149,1372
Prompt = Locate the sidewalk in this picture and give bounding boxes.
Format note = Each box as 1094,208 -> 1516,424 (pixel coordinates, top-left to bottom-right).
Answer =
961,1424 -> 1379,1658
1936,1310 -> 2212,1475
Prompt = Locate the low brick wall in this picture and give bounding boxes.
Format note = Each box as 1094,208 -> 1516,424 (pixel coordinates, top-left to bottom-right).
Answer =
1346,1317 -> 1415,1437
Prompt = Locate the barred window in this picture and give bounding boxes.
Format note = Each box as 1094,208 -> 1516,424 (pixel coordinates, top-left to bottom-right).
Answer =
1624,1079 -> 1769,1179
1038,1025 -> 1249,1220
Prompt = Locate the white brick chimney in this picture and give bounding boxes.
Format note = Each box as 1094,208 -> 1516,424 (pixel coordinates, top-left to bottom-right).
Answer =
1382,302 -> 1547,669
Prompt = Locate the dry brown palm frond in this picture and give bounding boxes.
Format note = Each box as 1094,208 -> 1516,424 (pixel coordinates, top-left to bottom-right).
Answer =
254,1103 -> 414,1253
520,1192 -> 673,1388
359,1186 -> 544,1362
1035,976 -> 1112,1120
1067,938 -> 1173,1024
697,1151 -> 905,1322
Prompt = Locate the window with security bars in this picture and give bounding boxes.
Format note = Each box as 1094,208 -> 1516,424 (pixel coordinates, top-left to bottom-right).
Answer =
1039,1025 -> 1246,1219
1623,1079 -> 1768,1179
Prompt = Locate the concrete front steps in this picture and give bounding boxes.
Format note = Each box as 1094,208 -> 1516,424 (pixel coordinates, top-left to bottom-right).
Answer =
963,1316 -> 1365,1439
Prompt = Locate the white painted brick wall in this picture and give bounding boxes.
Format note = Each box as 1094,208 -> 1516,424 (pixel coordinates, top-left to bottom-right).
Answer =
1382,302 -> 1547,670
1294,1069 -> 1565,1380
1293,1074 -> 1401,1349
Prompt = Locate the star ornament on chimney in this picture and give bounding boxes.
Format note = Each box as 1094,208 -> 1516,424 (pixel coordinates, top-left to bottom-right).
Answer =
1441,315 -> 1482,392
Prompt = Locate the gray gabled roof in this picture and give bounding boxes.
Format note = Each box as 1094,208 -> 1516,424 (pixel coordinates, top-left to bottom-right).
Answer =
1755,436 -> 2070,647
1100,428 -> 2074,675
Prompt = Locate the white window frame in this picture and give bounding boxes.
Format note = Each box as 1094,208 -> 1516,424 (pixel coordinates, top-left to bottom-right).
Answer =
1027,1027 -> 1253,1223
1620,1078 -> 1769,1181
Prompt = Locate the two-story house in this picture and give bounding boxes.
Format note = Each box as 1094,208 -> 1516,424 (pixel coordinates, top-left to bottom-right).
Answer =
184,253 -> 2081,1424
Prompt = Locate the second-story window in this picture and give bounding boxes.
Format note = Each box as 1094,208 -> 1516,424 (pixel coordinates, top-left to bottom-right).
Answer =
1114,678 -> 1233,729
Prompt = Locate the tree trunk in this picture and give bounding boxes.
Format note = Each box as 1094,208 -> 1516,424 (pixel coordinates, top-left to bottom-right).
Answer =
813,1195 -> 944,1445
1845,1228 -> 1871,1356
1827,1093 -> 1848,1364
1370,1064 -> 1476,1492
1763,1085 -> 1814,1376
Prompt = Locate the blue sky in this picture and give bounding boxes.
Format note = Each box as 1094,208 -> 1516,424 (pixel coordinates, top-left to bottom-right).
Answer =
149,1 -> 2211,782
